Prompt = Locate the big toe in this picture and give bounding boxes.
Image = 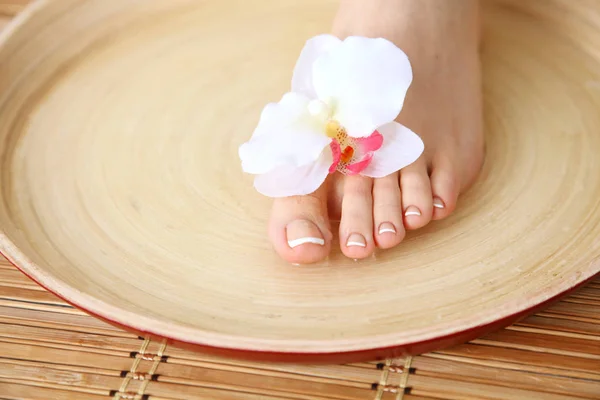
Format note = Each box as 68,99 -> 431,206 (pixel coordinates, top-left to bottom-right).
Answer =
268,185 -> 332,264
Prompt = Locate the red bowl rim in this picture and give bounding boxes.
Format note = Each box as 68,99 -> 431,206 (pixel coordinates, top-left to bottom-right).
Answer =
2,235 -> 599,358
1,0 -> 599,361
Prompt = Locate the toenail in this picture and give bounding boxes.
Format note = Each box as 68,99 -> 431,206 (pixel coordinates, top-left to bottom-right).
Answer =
286,220 -> 325,248
346,233 -> 367,247
378,222 -> 396,235
433,197 -> 445,209
404,206 -> 422,217
288,237 -> 325,248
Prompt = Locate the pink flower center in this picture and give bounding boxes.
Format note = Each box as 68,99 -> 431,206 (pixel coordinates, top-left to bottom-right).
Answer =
326,121 -> 383,175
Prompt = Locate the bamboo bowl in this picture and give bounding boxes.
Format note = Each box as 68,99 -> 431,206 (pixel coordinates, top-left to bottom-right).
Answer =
1,0 -> 600,363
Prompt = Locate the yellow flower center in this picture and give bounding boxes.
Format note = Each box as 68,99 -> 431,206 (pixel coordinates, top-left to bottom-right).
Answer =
325,120 -> 359,167
325,120 -> 345,138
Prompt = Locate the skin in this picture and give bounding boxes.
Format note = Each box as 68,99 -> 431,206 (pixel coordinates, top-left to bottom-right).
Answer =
270,0 -> 484,264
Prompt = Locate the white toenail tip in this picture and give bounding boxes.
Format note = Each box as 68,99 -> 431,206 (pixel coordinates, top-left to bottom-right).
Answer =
433,202 -> 445,209
378,228 -> 396,235
346,241 -> 366,247
292,263 -> 300,266
404,211 -> 422,216
288,237 -> 325,248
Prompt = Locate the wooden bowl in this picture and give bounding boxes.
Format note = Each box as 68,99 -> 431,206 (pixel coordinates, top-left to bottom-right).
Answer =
1,0 -> 599,363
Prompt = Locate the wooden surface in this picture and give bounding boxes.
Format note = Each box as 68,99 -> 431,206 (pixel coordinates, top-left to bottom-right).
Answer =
2,0 -> 600,361
0,2 -> 599,398
1,255 -> 600,399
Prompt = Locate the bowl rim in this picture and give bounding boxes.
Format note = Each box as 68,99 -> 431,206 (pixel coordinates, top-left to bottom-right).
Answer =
1,0 -> 600,358
2,236 -> 599,356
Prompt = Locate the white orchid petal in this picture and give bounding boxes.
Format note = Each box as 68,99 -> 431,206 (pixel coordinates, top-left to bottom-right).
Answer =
360,122 -> 424,178
312,36 -> 412,137
239,92 -> 330,174
251,92 -> 311,138
254,148 -> 333,197
291,34 -> 342,98
240,127 -> 330,174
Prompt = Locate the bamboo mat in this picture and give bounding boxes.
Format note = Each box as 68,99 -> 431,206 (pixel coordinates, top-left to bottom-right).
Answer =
1,2 -> 600,399
2,258 -> 600,400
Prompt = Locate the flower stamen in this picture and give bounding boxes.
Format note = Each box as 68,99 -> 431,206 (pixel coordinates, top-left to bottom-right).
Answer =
327,126 -> 383,175
325,120 -> 345,138
340,146 -> 354,163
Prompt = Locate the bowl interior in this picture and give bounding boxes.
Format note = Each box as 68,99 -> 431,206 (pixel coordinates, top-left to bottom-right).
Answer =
1,0 -> 600,354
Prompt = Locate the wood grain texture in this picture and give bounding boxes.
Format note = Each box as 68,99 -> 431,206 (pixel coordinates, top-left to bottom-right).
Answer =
1,0 -> 600,369
0,6 -> 599,397
1,257 -> 599,399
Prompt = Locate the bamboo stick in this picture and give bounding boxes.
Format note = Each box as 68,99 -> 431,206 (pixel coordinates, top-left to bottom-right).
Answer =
412,356 -> 600,399
0,304 -> 131,335
407,374 -> 587,400
0,298 -> 87,315
476,330 -> 600,358
437,344 -> 600,376
0,285 -> 72,306
545,302 -> 600,320
513,316 -> 600,337
0,364 -> 122,393
0,382 -> 108,400
1,341 -> 135,371
0,322 -> 144,352
162,358 -> 381,387
0,0 -> 30,17
424,352 -> 600,381
0,378 -> 108,397
0,268 -> 45,290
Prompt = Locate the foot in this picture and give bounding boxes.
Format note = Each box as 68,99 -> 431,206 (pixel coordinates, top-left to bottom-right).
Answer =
270,0 -> 484,264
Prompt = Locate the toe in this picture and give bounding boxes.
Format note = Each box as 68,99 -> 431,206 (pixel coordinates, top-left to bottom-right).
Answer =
339,175 -> 375,259
399,158 -> 433,230
430,155 -> 460,220
373,173 -> 406,249
268,184 -> 332,264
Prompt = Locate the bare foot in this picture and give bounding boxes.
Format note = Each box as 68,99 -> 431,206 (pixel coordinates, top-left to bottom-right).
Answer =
269,0 -> 484,264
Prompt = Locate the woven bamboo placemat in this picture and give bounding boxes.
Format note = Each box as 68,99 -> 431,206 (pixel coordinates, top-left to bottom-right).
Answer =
1,2 -> 600,399
2,256 -> 600,400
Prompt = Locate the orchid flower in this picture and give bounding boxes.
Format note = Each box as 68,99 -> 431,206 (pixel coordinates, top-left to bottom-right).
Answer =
239,34 -> 424,197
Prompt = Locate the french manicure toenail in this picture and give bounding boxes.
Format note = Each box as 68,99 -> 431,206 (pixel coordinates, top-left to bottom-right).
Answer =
378,222 -> 396,235
346,233 -> 367,247
404,206 -> 422,217
286,219 -> 325,248
433,197 -> 445,209
287,237 -> 325,248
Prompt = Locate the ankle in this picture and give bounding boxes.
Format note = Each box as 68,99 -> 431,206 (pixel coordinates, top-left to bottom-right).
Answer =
332,0 -> 480,49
